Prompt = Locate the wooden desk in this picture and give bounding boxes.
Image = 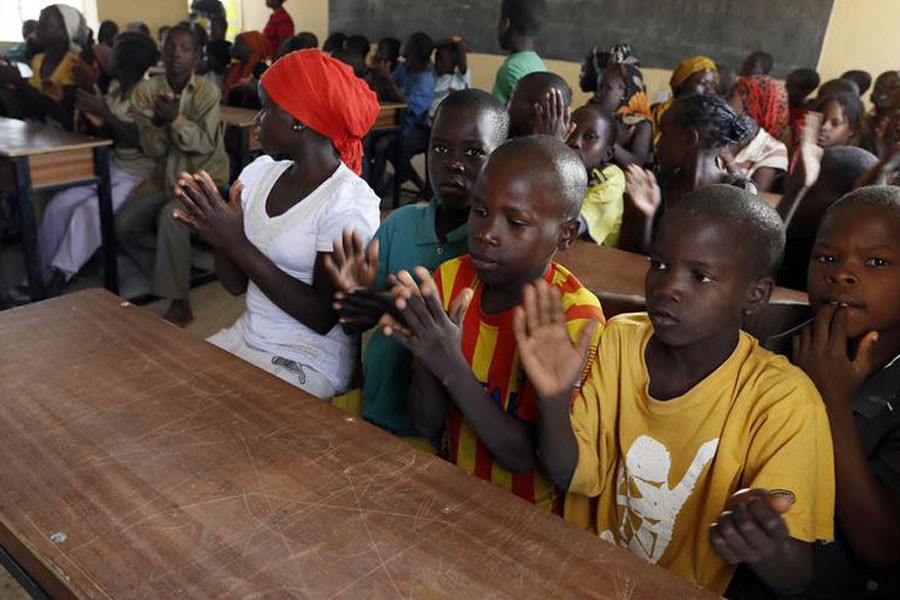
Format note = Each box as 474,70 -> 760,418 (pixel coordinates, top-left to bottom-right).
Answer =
0,117 -> 117,299
0,289 -> 716,599
368,102 -> 407,209
557,240 -> 809,306
220,105 -> 260,172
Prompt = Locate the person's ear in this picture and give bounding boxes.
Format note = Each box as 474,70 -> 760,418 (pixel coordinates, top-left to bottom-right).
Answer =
498,17 -> 510,35
557,216 -> 581,250
686,127 -> 701,150
742,275 -> 774,317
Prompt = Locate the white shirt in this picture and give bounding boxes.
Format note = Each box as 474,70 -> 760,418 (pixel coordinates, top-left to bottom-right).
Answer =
429,69 -> 471,119
233,155 -> 381,390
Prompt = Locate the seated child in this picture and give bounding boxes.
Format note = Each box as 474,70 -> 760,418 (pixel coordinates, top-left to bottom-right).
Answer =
364,37 -> 403,102
590,62 -> 653,168
650,56 -> 718,146
0,4 -> 90,131
222,31 -> 269,108
740,50 -> 774,76
334,34 -> 370,78
621,93 -> 755,253
175,49 -> 381,398
428,37 -> 470,122
326,89 -> 509,439
383,135 -> 604,512
813,91 -> 863,148
786,68 -> 820,146
38,32 -> 159,293
492,0 -> 547,104
864,70 -> 900,158
372,37 -> 401,73
578,43 -> 637,95
276,32 -> 319,58
116,24 -> 229,327
507,71 -> 572,138
789,186 -> 900,599
567,106 -> 624,246
722,98 -> 789,193
777,143 -> 877,291
516,184 -> 834,596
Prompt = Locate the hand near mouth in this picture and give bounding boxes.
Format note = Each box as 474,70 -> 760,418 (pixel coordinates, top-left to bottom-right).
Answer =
792,302 -> 879,409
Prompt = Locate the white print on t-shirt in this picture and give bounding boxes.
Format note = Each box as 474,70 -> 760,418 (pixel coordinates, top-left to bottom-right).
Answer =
600,435 -> 719,563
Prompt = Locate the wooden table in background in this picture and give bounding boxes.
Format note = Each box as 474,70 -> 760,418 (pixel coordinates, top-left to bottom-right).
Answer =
0,117 -> 116,299
557,240 -> 809,306
221,103 -> 408,207
0,289 -> 717,599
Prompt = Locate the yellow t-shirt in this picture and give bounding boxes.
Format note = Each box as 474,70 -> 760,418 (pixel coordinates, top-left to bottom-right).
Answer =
566,313 -> 834,595
28,51 -> 83,93
580,164 -> 625,248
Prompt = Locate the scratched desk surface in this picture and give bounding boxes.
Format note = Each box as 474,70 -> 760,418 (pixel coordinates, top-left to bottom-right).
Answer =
0,289 -> 718,599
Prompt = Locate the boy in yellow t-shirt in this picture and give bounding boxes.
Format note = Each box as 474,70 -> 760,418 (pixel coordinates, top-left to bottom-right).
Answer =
514,185 -> 834,597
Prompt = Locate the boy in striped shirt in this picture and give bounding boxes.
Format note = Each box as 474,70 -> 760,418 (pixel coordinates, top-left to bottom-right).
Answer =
382,136 -> 605,512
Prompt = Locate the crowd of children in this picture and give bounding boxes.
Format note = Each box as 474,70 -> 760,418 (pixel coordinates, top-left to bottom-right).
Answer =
1,0 -> 899,598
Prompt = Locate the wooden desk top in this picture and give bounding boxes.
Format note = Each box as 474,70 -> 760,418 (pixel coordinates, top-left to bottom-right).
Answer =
0,289 -> 716,599
0,117 -> 112,159
557,240 -> 808,305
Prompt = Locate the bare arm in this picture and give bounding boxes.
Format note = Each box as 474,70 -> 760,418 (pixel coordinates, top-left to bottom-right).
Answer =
408,363 -> 450,438
612,120 -> 652,168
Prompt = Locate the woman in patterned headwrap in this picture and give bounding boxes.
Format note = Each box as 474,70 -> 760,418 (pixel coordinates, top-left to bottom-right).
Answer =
0,4 -> 90,130
173,49 -> 382,398
591,61 -> 653,167
731,74 -> 789,138
650,56 -> 719,147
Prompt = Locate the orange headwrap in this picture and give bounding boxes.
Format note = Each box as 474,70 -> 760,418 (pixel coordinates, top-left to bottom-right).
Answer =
670,56 -> 717,92
260,49 -> 379,175
222,30 -> 269,101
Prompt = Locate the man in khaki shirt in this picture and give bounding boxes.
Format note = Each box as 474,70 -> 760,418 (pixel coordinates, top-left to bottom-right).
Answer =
119,24 -> 228,325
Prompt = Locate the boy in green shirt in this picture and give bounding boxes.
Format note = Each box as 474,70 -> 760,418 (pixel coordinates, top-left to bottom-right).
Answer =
492,0 -> 547,104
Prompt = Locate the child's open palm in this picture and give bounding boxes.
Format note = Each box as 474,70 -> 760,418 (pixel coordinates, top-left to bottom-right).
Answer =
513,279 -> 598,401
624,165 -> 662,218
325,229 -> 379,292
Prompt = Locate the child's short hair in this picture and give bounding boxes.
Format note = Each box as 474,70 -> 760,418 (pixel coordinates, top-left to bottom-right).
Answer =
323,31 -> 346,53
166,24 -> 199,50
377,37 -> 401,60
817,78 -> 859,100
436,88 -> 510,142
516,71 -> 573,105
500,0 -> 547,36
666,93 -> 754,149
815,146 -> 878,197
343,34 -> 370,59
670,185 -> 786,276
827,185 -> 900,219
813,91 -> 864,135
489,135 -> 587,220
840,70 -> 873,96
406,32 -> 433,62
98,20 -> 118,45
786,68 -> 820,97
279,32 -> 318,55
115,31 -> 161,75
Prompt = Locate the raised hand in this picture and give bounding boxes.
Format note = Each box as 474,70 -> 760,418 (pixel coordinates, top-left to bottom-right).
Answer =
793,303 -> 879,409
624,164 -> 662,218
533,88 -> 574,140
172,171 -> 246,249
324,229 -> 379,293
513,278 -> 598,401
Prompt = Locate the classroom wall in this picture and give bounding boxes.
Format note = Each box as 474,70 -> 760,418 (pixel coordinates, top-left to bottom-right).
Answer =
816,0 -> 900,90
95,0 -> 187,40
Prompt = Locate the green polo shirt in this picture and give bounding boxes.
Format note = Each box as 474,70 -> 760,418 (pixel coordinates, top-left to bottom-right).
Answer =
363,198 -> 469,435
491,50 -> 546,105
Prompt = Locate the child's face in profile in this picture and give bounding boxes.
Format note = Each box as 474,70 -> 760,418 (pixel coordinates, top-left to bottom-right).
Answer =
468,157 -> 570,289
593,68 -> 626,114
567,108 -> 615,171
818,100 -> 854,147
646,212 -> 757,348
807,204 -> 900,344
427,104 -> 499,212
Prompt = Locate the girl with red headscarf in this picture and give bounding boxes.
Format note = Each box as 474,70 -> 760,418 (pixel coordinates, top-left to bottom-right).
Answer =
174,49 -> 381,398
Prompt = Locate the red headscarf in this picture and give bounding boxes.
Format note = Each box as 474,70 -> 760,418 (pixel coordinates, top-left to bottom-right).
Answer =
736,75 -> 789,138
260,49 -> 379,175
222,31 -> 269,101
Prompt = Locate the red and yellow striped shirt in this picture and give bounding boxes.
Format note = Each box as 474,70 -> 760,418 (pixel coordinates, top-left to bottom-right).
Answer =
433,255 -> 605,512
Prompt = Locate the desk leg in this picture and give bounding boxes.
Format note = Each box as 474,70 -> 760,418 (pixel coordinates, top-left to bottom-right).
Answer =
94,146 -> 118,294
239,128 -> 250,171
12,157 -> 43,300
392,129 -> 402,209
